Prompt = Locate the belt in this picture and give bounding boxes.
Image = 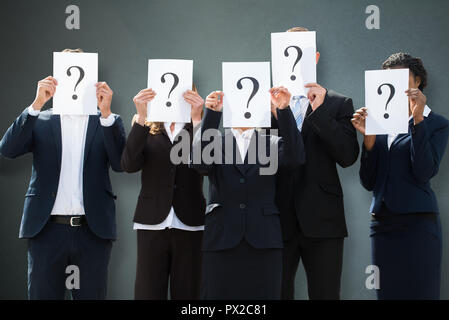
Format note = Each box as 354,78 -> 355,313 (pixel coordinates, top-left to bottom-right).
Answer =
49,215 -> 86,227
371,212 -> 437,222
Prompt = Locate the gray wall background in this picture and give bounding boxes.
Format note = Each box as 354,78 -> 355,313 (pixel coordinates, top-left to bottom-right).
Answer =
1,0 -> 448,299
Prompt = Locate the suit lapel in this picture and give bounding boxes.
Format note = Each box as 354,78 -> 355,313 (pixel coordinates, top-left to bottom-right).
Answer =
50,114 -> 62,169
83,114 -> 99,164
243,132 -> 259,175
300,104 -> 313,140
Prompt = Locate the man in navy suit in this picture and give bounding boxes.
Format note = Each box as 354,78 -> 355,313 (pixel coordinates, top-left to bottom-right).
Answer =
0,49 -> 126,299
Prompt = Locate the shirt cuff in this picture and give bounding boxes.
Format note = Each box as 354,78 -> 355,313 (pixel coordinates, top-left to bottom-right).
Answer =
100,113 -> 116,127
27,105 -> 40,116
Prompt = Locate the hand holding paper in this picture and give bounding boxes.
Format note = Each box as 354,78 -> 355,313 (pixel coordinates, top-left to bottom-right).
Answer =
32,76 -> 58,110
96,82 -> 113,118
133,88 -> 156,126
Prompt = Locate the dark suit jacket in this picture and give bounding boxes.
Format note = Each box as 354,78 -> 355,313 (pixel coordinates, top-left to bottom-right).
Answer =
191,107 -> 305,251
121,121 -> 206,226
360,111 -> 449,214
0,108 -> 126,240
273,90 -> 359,240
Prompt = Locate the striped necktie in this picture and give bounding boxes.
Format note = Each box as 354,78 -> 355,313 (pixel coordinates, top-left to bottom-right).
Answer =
291,95 -> 306,131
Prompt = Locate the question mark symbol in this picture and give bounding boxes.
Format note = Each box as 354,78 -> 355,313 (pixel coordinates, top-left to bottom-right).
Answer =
237,77 -> 259,119
161,72 -> 179,107
66,66 -> 85,100
377,83 -> 395,119
284,46 -> 303,81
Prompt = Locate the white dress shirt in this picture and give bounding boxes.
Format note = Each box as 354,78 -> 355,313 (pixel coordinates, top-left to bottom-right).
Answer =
27,106 -> 116,215
133,122 -> 204,231
387,105 -> 431,149
231,128 -> 255,162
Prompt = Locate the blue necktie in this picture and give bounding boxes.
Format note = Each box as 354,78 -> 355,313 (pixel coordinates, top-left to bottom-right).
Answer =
292,95 -> 305,131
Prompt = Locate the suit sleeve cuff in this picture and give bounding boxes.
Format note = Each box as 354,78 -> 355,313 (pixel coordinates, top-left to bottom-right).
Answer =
100,113 -> 116,127
27,105 -> 40,116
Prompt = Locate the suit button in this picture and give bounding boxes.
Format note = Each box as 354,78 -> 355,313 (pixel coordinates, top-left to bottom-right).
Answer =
240,203 -> 246,209
240,178 -> 245,184
52,192 -> 56,197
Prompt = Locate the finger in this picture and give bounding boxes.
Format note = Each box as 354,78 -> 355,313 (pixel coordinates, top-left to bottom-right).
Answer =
137,93 -> 157,100
304,83 -> 319,88
140,88 -> 155,95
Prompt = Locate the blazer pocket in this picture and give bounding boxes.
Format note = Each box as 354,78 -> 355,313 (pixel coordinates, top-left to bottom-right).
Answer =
319,183 -> 343,197
205,203 -> 221,215
263,204 -> 280,215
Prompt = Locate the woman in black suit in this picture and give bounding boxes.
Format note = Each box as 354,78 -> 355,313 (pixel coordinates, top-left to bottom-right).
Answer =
121,86 -> 206,300
191,87 -> 305,299
352,53 -> 449,299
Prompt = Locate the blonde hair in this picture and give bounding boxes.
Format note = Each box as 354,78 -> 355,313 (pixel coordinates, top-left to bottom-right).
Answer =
286,26 -> 309,32
62,48 -> 84,53
133,83 -> 203,135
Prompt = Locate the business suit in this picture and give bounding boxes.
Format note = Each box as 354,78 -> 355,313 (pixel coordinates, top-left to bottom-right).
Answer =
0,107 -> 126,299
121,121 -> 206,299
360,109 -> 449,299
191,107 -> 305,299
273,90 -> 359,299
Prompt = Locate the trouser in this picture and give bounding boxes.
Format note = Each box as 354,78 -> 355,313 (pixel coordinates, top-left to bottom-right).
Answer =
135,228 -> 203,300
27,221 -> 112,300
281,228 -> 344,300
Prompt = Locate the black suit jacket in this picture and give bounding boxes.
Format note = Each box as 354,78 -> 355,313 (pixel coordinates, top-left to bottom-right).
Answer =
191,107 -> 305,251
121,121 -> 206,226
273,90 -> 359,239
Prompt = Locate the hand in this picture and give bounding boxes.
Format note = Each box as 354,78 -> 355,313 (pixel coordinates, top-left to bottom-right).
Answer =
351,107 -> 376,150
406,88 -> 426,125
270,86 -> 291,111
205,91 -> 224,112
305,83 -> 326,111
133,88 -> 156,126
351,107 -> 368,135
183,90 -> 204,122
96,82 -> 113,118
32,76 -> 58,110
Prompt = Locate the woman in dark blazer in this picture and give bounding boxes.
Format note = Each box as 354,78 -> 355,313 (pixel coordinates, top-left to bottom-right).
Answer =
191,87 -> 305,299
352,53 -> 449,299
121,87 -> 206,300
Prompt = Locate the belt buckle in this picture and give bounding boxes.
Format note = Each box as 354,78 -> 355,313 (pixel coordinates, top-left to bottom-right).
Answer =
70,217 -> 82,227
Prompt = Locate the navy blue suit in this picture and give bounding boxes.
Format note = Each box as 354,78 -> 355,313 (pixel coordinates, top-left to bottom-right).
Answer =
0,107 -> 126,299
191,107 -> 305,299
360,110 -> 449,299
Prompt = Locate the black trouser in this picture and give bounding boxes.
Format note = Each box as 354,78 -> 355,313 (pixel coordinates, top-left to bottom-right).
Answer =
135,228 -> 203,300
28,221 -> 112,300
281,227 -> 344,300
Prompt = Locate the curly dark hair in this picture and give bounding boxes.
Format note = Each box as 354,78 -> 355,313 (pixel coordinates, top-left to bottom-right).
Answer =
382,53 -> 427,91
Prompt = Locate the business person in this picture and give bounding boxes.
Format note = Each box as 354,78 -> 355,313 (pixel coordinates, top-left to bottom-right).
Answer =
272,27 -> 359,300
352,53 -> 449,300
0,49 -> 126,299
191,86 -> 305,299
121,86 -> 206,300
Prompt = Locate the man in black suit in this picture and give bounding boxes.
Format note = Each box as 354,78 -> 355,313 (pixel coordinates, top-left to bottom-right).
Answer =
272,27 -> 360,300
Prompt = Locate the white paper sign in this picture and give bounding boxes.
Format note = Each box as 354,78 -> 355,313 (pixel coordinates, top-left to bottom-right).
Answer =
222,62 -> 271,128
271,31 -> 316,97
53,52 -> 98,115
365,69 -> 409,135
147,59 -> 193,123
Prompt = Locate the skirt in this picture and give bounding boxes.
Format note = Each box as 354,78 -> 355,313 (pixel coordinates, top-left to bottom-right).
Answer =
201,240 -> 282,300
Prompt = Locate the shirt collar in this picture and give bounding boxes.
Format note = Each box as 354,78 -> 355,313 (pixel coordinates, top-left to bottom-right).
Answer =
231,128 -> 255,139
